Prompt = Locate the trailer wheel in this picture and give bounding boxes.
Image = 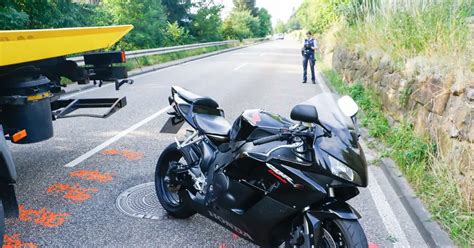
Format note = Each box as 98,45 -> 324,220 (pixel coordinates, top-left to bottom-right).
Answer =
0,199 -> 5,247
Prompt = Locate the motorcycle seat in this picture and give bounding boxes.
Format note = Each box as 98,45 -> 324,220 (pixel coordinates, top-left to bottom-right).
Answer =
194,113 -> 231,141
172,86 -> 219,109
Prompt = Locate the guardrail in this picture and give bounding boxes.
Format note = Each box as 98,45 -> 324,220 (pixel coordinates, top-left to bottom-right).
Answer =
70,38 -> 267,64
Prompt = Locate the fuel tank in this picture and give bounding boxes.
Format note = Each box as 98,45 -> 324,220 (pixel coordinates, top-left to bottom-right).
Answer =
230,109 -> 293,142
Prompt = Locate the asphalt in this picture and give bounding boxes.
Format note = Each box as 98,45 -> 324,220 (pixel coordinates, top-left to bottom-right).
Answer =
5,40 -> 429,247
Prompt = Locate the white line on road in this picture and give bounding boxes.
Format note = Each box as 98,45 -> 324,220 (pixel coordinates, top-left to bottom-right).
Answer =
367,168 -> 410,247
233,62 -> 248,71
64,105 -> 172,168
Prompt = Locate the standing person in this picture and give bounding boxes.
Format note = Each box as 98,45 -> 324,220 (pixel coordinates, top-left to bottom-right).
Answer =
301,31 -> 318,84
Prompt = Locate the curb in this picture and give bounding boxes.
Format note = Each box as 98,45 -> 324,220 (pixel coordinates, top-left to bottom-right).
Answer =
62,44 -> 256,96
380,158 -> 456,247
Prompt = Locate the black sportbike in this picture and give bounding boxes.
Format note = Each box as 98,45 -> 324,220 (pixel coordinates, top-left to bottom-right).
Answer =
155,86 -> 369,247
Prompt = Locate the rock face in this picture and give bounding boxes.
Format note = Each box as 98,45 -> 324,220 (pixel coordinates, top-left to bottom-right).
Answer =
331,46 -> 474,146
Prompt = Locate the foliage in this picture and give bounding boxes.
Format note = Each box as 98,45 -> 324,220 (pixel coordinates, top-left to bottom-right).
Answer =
233,0 -> 257,15
294,0 -> 350,34
255,8 -> 272,37
189,0 -> 224,42
0,0 -> 96,29
221,10 -> 260,40
339,0 -> 473,62
164,22 -> 189,46
0,0 -> 271,49
162,0 -> 192,27
100,0 -> 167,49
274,20 -> 288,34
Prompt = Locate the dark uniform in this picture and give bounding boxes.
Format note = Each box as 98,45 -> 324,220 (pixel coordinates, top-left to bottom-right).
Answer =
302,38 -> 317,83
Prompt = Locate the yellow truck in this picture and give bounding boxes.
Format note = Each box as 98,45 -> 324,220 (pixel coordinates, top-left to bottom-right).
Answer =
0,25 -> 133,245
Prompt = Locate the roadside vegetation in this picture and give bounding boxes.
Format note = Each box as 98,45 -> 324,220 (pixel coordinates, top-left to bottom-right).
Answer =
0,0 -> 273,49
321,65 -> 472,246
281,0 -> 473,246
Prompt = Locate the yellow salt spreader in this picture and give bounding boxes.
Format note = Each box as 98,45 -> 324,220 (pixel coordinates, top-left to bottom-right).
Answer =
0,25 -> 133,246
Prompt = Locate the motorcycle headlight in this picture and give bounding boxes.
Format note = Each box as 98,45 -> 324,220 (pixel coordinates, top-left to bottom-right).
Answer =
328,156 -> 354,182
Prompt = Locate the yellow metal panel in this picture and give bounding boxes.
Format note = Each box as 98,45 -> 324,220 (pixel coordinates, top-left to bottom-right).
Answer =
0,25 -> 133,66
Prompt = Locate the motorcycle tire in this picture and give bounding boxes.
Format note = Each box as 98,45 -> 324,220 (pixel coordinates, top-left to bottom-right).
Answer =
155,143 -> 196,219
286,219 -> 368,248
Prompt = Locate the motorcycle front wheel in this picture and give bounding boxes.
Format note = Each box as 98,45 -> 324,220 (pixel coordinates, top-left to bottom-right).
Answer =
155,143 -> 196,219
286,219 -> 368,248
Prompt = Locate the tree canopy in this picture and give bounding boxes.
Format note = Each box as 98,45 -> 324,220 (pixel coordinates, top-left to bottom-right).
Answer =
0,0 -> 272,48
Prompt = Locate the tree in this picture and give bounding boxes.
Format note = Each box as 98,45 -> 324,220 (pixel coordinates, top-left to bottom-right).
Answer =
189,0 -> 224,42
232,0 -> 257,15
101,0 -> 168,49
255,8 -> 272,37
0,0 -> 95,30
164,22 -> 189,45
295,0 -> 349,33
162,0 -> 193,27
274,19 -> 287,34
221,10 -> 259,40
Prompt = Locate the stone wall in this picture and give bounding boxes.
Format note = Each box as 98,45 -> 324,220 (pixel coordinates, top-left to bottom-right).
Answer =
329,45 -> 473,201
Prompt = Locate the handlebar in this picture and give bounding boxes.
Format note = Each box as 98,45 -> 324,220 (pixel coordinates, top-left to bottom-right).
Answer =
252,127 -> 317,146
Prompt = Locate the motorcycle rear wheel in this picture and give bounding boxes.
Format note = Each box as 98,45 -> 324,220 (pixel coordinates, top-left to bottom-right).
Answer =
286,219 -> 368,248
155,143 -> 196,219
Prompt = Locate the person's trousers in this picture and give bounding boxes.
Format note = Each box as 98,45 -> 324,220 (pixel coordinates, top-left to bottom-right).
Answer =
303,56 -> 315,82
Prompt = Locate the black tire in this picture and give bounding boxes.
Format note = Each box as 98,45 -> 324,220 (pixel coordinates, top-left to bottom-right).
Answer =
286,219 -> 368,248
155,143 -> 196,219
0,199 -> 5,247
324,219 -> 368,248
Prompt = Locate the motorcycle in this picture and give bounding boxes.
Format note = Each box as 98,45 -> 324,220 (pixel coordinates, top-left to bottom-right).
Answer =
155,86 -> 369,247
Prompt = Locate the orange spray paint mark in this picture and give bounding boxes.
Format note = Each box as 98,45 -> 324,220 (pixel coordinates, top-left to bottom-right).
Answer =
47,183 -> 98,203
102,149 -> 144,160
19,205 -> 69,228
69,170 -> 113,183
3,233 -> 37,248
217,243 -> 228,248
368,242 -> 379,248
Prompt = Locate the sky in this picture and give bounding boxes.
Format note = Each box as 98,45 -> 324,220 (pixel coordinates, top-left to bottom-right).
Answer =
217,0 -> 303,25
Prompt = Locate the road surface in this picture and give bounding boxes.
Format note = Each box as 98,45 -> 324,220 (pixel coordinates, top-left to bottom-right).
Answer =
5,40 -> 428,247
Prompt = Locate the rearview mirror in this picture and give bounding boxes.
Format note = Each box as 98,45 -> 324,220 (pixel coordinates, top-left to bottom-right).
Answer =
338,95 -> 359,117
290,104 -> 319,123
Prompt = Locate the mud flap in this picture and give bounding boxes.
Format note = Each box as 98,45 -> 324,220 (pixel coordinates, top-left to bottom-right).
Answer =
160,117 -> 184,134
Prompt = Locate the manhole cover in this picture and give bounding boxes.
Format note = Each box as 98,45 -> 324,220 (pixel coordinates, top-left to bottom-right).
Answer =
116,182 -> 167,220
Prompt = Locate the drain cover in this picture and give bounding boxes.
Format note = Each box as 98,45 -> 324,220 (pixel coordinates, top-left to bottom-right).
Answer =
116,182 -> 167,220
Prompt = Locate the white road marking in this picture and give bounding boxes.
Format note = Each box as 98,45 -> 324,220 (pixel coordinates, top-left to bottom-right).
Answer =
368,168 -> 410,247
63,105 -> 172,168
233,62 -> 248,71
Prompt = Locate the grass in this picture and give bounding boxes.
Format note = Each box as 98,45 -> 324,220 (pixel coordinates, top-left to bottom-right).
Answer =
338,0 -> 473,69
320,64 -> 473,247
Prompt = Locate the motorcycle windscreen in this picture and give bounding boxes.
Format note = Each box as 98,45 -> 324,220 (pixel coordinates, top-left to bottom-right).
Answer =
304,92 -> 357,148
